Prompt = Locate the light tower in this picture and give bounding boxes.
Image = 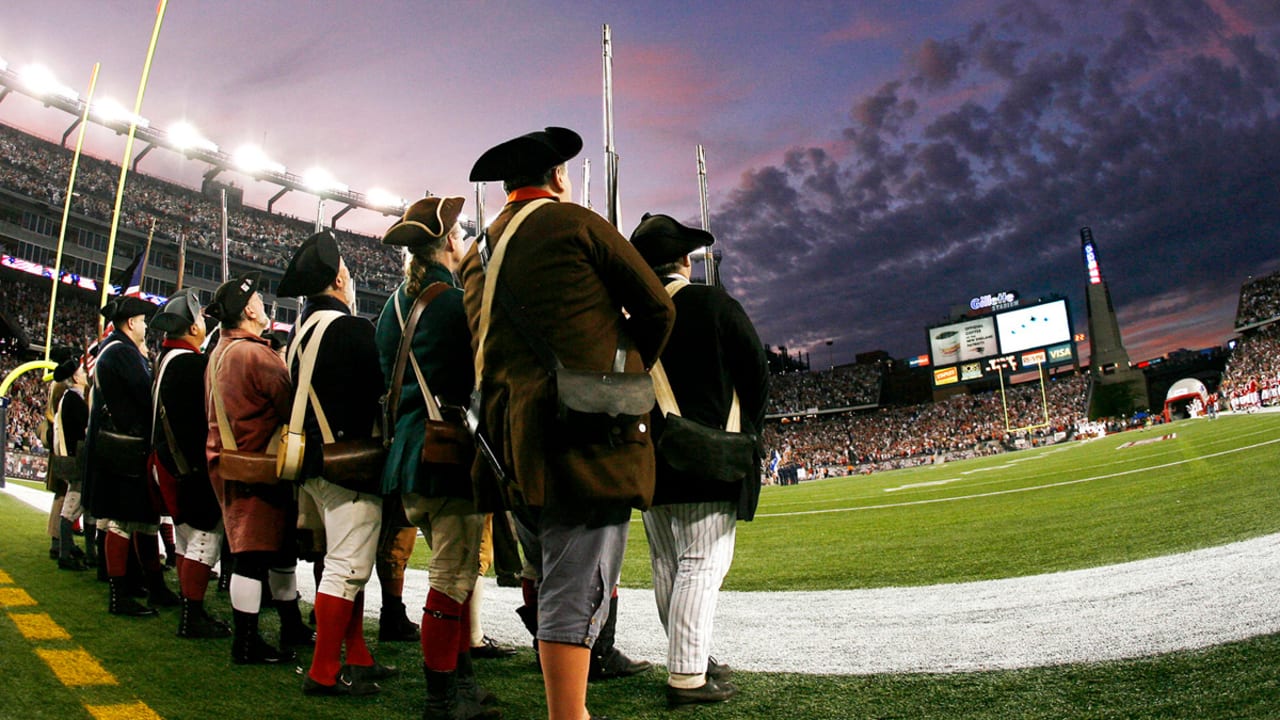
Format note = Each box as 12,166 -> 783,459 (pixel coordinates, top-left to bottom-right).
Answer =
1080,227 -> 1148,415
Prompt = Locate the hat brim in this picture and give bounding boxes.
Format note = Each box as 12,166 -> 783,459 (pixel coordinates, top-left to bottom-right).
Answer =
469,127 -> 583,182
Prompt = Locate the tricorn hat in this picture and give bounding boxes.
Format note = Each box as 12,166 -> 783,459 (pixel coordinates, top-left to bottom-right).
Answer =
150,289 -> 202,335
53,358 -> 81,383
629,213 -> 715,267
383,196 -> 466,248
100,296 -> 159,323
469,127 -> 583,183
204,272 -> 262,325
277,231 -> 341,297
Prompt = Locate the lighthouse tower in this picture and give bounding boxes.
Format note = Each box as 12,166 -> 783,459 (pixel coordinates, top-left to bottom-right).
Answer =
1080,227 -> 1148,415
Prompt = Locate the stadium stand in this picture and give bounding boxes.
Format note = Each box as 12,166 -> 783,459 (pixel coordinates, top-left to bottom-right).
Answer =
1235,270 -> 1280,329
0,122 -> 404,294
763,373 -> 1090,481
767,364 -> 883,415
1220,323 -> 1280,411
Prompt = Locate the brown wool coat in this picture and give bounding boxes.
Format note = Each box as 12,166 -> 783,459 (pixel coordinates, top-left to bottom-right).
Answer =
459,198 -> 675,517
205,328 -> 294,553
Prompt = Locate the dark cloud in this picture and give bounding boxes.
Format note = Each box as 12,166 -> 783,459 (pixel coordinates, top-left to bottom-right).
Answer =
713,3 -> 1280,363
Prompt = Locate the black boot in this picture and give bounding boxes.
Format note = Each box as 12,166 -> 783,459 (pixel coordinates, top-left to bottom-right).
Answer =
275,595 -> 316,648
177,597 -> 232,639
589,594 -> 651,681
379,596 -> 421,642
95,532 -> 108,582
455,651 -> 497,708
422,666 -> 501,720
109,577 -> 158,617
147,570 -> 181,607
231,610 -> 294,664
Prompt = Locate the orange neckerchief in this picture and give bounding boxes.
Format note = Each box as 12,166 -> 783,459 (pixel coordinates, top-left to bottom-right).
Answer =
506,188 -> 558,203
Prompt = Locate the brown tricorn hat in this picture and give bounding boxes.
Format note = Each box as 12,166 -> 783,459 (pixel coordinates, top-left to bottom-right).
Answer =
382,196 -> 466,248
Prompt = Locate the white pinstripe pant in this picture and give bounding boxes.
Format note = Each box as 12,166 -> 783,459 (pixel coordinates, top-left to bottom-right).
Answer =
642,501 -> 737,675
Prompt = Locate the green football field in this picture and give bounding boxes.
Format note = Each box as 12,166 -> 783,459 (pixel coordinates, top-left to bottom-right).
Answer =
2,412 -> 1279,719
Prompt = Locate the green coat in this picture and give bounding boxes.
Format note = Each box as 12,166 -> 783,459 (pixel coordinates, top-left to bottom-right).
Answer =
375,263 -> 474,499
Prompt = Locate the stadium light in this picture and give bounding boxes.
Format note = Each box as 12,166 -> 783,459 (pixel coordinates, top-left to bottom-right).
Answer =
167,121 -> 218,153
17,63 -> 77,101
302,166 -> 348,194
366,188 -> 406,211
233,143 -> 285,175
0,57 -> 8,72
90,97 -> 150,129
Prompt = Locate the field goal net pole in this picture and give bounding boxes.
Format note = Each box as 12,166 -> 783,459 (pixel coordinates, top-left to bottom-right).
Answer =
998,361 -> 1052,436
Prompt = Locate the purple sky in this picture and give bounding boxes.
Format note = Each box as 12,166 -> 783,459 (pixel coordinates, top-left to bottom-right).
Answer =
1,1 -> 1278,366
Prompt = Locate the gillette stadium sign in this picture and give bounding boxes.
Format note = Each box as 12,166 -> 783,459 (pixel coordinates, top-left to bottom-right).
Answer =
970,291 -> 1019,312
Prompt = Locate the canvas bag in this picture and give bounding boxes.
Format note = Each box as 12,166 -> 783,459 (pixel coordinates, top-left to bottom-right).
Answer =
650,278 -> 757,483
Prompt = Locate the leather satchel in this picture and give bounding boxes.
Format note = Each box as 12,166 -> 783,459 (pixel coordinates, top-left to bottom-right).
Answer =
650,277 -> 757,483
386,283 -> 474,469
657,414 -> 757,483
210,340 -> 283,485
555,366 -> 656,445
94,428 -> 149,478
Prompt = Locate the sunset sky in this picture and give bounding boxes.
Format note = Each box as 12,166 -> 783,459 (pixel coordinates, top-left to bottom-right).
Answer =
1,1 -> 1277,366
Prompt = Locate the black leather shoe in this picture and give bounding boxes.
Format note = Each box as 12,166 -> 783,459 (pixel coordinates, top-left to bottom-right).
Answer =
589,646 -> 652,681
667,677 -> 738,707
344,661 -> 400,683
471,636 -> 518,659
302,669 -> 380,697
707,656 -> 732,681
58,556 -> 88,572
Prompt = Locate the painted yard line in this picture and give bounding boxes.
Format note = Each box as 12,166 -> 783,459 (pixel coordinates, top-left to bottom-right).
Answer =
36,648 -> 118,687
10,612 -> 72,640
753,435 -> 1280,519
87,701 -> 165,720
0,565 -> 162,718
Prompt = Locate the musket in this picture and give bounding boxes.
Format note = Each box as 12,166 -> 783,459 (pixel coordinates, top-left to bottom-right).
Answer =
697,144 -> 717,286
581,158 -> 592,209
603,24 -> 620,229
175,232 -> 186,291
220,188 -> 229,282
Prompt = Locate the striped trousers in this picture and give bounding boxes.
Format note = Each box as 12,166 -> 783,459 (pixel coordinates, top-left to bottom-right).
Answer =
642,501 -> 736,675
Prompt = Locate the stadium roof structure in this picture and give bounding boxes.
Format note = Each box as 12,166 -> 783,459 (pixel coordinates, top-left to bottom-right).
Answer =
0,62 -> 408,230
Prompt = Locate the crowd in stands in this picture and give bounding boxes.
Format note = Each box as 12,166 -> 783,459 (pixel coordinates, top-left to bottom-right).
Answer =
1,353 -> 48,455
1220,322 -> 1280,410
1,272 -> 102,351
1235,271 -> 1280,327
767,364 -> 882,414
0,123 -> 404,294
765,373 -> 1091,479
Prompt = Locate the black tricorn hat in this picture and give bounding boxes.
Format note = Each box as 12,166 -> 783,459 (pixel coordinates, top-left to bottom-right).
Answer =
204,272 -> 262,324
629,213 -> 715,267
53,358 -> 81,382
150,289 -> 202,335
101,296 -> 159,323
277,231 -> 341,297
383,196 -> 466,248
468,127 -> 582,183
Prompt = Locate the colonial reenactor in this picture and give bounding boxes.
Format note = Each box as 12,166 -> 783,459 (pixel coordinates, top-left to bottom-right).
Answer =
52,358 -> 90,571
377,196 -> 498,719
459,127 -> 675,720
82,295 -> 178,616
278,231 -> 395,696
149,290 -> 230,639
631,213 -> 769,707
204,272 -> 309,664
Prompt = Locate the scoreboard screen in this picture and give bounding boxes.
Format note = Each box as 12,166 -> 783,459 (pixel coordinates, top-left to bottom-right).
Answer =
927,298 -> 1074,387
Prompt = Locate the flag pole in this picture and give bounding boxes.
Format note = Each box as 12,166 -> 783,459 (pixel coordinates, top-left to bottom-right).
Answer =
45,63 -> 100,361
98,0 -> 170,332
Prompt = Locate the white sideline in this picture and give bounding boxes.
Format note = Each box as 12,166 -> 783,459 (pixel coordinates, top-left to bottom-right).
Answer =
7,479 -> 1278,675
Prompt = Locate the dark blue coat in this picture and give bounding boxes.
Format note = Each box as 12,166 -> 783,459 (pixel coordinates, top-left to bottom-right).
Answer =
83,329 -> 157,523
